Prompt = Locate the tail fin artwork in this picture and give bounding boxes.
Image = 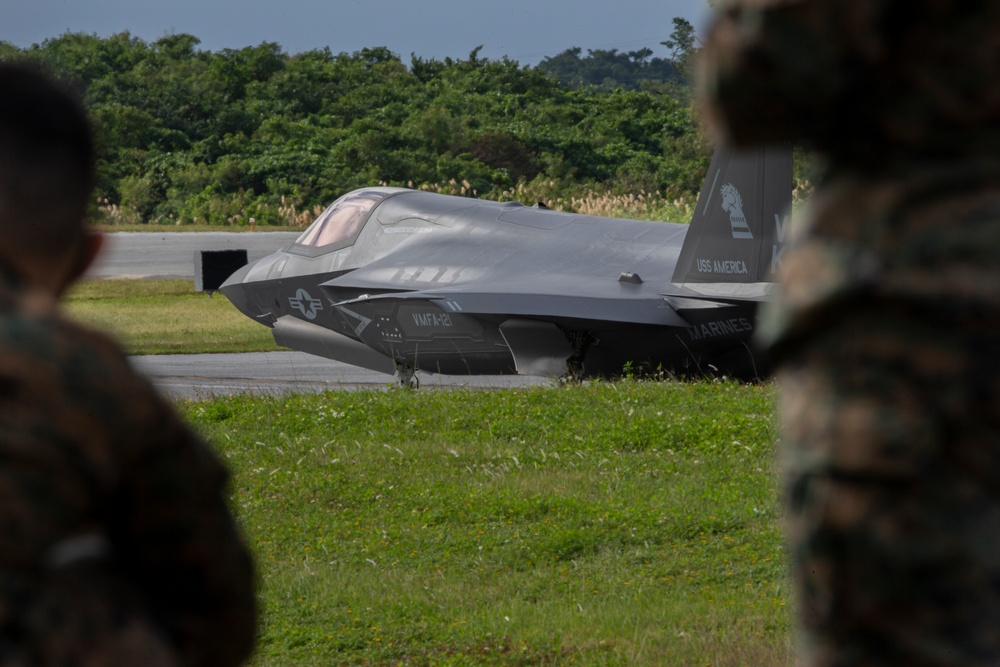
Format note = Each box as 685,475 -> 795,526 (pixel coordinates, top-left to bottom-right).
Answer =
672,145 -> 793,285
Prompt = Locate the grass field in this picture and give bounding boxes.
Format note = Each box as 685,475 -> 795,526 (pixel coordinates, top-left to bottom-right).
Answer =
65,279 -> 279,355
65,279 -> 795,665
184,383 -> 793,666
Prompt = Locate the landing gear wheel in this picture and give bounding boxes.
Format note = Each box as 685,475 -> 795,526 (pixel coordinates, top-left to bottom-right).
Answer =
559,359 -> 585,384
560,330 -> 594,384
394,365 -> 419,389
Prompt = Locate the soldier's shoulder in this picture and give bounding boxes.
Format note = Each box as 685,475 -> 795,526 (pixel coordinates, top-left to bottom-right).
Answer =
0,303 -> 158,411
58,316 -> 164,407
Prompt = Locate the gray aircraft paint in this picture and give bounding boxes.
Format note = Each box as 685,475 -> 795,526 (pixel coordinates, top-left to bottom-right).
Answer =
221,145 -> 792,381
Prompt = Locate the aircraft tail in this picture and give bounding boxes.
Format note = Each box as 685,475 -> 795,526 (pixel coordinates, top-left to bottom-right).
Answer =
671,145 -> 792,285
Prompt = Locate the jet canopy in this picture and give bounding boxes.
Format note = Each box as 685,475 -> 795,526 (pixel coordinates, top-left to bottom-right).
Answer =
295,190 -> 391,249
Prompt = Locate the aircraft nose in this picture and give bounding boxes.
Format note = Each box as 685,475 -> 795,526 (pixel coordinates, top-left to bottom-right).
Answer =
219,263 -> 253,316
221,261 -> 252,288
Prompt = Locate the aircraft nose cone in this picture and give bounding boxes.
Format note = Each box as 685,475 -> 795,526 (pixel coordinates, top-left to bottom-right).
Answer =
219,263 -> 253,316
220,261 -> 251,288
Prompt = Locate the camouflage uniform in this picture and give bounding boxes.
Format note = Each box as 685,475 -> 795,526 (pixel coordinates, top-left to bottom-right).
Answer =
0,269 -> 256,666
700,2 -> 1000,665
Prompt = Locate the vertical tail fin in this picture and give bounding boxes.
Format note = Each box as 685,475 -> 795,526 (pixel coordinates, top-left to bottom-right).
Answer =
671,145 -> 792,284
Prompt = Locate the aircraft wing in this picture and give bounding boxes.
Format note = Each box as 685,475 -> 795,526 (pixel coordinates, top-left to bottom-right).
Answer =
322,282 -> 693,328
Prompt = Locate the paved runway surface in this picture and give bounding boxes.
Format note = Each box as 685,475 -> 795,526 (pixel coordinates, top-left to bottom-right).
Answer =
88,231 -> 300,279
93,233 -> 550,397
132,351 -> 552,400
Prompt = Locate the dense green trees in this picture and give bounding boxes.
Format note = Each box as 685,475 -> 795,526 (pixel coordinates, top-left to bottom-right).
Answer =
535,47 -> 683,90
2,32 -> 711,226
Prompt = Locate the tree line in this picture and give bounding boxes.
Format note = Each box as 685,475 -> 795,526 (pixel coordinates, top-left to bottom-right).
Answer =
0,21 -> 708,227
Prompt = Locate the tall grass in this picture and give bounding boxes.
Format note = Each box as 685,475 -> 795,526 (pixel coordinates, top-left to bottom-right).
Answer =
95,178 -> 814,230
95,195 -> 324,229
416,180 -> 699,224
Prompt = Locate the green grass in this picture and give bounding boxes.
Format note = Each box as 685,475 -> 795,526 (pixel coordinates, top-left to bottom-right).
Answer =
184,382 -> 793,666
64,279 -> 278,354
63,279 -> 794,663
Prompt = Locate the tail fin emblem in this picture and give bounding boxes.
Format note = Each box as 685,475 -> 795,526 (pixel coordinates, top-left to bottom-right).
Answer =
720,183 -> 753,239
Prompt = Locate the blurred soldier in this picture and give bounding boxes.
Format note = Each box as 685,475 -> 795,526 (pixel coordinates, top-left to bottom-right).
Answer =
0,62 -> 256,666
699,2 -> 1000,666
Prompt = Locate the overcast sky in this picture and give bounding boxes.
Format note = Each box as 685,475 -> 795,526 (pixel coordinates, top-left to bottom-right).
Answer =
4,0 -> 713,65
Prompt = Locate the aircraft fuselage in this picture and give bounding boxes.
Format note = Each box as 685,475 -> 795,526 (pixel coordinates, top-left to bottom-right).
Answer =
222,146 -> 791,381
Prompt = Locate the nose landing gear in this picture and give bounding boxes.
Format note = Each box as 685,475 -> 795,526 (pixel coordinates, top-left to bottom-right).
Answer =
394,364 -> 420,389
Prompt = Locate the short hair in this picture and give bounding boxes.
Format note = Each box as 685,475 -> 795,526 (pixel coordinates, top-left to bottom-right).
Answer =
0,61 -> 95,262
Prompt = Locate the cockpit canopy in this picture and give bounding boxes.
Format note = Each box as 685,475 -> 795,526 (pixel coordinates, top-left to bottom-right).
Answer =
295,190 -> 391,249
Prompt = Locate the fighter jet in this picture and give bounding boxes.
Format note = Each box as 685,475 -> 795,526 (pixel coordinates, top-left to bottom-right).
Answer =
221,145 -> 791,386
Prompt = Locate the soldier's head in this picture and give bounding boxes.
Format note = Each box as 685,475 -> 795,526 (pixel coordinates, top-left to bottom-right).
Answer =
0,61 -> 101,295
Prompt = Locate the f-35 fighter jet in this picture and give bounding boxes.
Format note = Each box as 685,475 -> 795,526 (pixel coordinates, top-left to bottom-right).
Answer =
221,146 -> 791,385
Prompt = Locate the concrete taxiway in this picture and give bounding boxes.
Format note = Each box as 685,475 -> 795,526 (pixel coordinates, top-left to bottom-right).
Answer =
132,351 -> 551,400
88,231 -> 300,279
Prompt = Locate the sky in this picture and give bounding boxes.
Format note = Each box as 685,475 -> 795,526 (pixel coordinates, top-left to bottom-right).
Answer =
4,0 -> 713,66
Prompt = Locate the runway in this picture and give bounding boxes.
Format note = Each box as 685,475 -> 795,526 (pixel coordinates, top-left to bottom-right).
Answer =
131,351 -> 552,400
95,233 -> 551,398
87,231 -> 300,279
